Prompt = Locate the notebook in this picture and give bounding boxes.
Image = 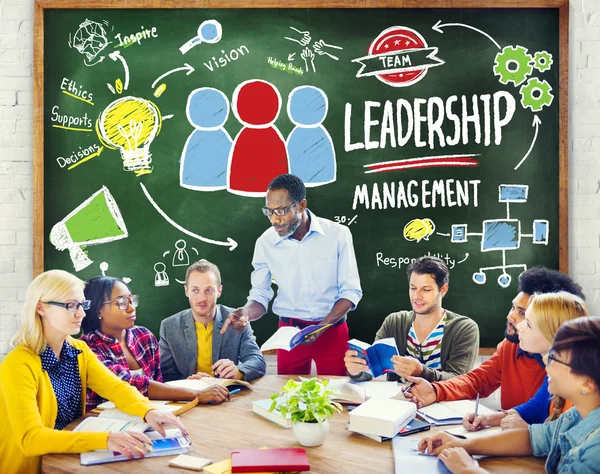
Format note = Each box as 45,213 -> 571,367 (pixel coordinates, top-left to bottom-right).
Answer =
418,400 -> 496,425
73,415 -> 149,434
251,398 -> 292,428
230,448 -> 310,473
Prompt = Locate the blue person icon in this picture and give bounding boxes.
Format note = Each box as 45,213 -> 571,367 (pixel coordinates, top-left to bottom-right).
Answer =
180,87 -> 233,191
286,85 -> 336,187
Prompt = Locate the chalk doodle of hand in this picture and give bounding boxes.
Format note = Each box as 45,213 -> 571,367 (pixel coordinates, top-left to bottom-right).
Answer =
312,39 -> 343,60
301,47 -> 316,73
285,26 -> 311,46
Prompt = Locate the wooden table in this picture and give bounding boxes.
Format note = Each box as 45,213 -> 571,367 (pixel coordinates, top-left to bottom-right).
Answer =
43,376 -> 546,473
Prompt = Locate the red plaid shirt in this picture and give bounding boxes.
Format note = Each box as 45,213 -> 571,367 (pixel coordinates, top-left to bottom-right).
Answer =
80,326 -> 162,412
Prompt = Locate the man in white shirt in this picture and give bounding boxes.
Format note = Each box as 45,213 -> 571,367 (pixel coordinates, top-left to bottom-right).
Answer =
221,174 -> 363,375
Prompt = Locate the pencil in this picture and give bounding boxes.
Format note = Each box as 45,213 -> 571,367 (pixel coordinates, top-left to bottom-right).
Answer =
474,393 -> 480,416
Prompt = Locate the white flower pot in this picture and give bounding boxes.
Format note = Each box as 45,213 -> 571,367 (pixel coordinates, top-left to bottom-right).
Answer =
292,419 -> 330,447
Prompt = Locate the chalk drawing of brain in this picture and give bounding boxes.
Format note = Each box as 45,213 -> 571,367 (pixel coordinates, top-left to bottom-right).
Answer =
71,19 -> 109,63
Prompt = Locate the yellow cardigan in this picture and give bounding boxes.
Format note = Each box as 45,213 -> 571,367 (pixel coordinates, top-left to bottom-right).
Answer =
0,337 -> 154,474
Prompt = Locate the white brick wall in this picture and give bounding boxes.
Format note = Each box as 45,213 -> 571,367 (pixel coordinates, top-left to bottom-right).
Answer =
1,0 -> 599,359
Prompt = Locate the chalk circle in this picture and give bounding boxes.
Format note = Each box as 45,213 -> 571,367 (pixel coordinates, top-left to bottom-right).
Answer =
99,262 -> 109,271
175,239 -> 186,250
473,272 -> 486,285
497,273 -> 512,288
154,262 -> 166,273
198,19 -> 222,44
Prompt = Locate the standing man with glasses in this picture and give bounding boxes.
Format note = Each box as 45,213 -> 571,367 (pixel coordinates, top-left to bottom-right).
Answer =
221,174 -> 362,376
345,256 -> 479,383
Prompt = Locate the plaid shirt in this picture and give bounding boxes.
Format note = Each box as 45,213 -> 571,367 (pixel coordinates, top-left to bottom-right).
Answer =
80,326 -> 162,412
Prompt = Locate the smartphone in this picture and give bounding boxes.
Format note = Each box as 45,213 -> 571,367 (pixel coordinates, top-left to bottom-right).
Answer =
398,418 -> 431,436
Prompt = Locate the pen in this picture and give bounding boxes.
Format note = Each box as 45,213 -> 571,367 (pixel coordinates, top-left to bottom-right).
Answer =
474,393 -> 480,416
402,382 -> 416,395
306,325 -> 330,339
229,388 -> 241,395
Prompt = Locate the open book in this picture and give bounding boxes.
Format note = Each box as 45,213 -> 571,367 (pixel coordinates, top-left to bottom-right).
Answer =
80,428 -> 190,465
251,398 -> 292,428
326,379 -> 404,404
418,400 -> 496,425
347,338 -> 399,378
260,324 -> 332,351
445,425 -> 503,439
166,376 -> 252,392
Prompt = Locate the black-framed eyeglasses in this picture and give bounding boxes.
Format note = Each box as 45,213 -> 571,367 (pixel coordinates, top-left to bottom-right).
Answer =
102,295 -> 139,311
42,300 -> 91,313
547,350 -> 574,369
261,201 -> 299,217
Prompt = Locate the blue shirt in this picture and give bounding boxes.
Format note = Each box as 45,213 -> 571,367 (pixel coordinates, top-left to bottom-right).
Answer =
529,406 -> 600,474
40,341 -> 83,430
514,376 -> 552,424
248,210 -> 362,321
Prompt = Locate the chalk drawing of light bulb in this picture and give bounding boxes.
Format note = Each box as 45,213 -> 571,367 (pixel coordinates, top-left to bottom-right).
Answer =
96,96 -> 162,175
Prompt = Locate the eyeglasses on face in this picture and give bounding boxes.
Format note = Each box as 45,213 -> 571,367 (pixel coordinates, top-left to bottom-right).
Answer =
42,300 -> 91,313
261,200 -> 299,217
547,350 -> 574,369
102,295 -> 140,311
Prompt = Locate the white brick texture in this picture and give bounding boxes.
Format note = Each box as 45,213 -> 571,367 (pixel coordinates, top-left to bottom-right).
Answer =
1,0 -> 600,359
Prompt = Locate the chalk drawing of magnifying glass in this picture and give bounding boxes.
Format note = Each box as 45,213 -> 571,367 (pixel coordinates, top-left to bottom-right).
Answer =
180,19 -> 223,54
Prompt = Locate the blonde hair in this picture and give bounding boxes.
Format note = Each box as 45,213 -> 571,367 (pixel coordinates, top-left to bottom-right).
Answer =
528,291 -> 590,422
529,291 -> 589,344
11,269 -> 84,354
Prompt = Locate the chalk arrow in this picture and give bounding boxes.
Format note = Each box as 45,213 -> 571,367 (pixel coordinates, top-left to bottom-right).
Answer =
457,253 -> 470,264
151,63 -> 195,89
288,53 -> 296,61
514,115 -> 541,170
108,51 -> 129,90
140,183 -> 238,251
432,20 -> 501,50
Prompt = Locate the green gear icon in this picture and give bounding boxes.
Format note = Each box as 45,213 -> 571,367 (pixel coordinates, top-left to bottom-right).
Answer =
520,77 -> 553,112
533,51 -> 553,73
493,45 -> 534,86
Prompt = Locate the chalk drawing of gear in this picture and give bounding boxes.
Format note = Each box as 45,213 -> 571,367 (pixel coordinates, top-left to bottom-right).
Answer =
520,77 -> 553,112
493,45 -> 533,86
532,51 -> 553,73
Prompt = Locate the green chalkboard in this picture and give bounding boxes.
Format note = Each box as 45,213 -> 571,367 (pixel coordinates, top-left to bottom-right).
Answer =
36,2 -> 568,349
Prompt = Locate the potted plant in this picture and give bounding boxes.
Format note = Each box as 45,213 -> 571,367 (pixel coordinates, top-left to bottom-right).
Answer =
269,377 -> 342,447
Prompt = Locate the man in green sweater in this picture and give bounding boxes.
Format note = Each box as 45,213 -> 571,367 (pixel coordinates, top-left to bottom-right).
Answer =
345,256 -> 479,382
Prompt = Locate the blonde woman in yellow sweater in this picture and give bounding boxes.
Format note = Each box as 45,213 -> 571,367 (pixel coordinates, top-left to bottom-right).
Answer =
0,270 -> 188,474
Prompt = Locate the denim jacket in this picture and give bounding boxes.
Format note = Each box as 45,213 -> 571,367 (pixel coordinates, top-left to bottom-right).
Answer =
529,406 -> 600,473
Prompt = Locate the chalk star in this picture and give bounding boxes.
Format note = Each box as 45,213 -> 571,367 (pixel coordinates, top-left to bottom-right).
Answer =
394,40 -> 400,46
384,44 -> 389,49
405,40 -> 411,46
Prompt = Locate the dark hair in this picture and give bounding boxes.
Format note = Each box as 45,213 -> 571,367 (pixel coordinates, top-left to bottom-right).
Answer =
547,316 -> 600,419
82,276 -> 131,333
518,267 -> 585,299
406,256 -> 449,290
267,174 -> 306,203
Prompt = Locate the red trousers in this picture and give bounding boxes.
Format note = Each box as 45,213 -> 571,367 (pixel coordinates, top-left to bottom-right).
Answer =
277,318 -> 349,376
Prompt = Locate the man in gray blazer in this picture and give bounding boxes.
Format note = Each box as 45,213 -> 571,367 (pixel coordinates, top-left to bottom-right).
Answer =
160,259 -> 266,382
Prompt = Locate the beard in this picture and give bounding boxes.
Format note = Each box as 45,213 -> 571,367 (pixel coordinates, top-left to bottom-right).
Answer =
504,323 -> 520,343
276,214 -> 302,238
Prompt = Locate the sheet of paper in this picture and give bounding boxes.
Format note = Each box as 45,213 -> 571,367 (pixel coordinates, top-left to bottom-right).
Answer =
97,399 -> 170,410
73,416 -> 149,433
355,381 -> 403,399
445,425 -> 503,439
